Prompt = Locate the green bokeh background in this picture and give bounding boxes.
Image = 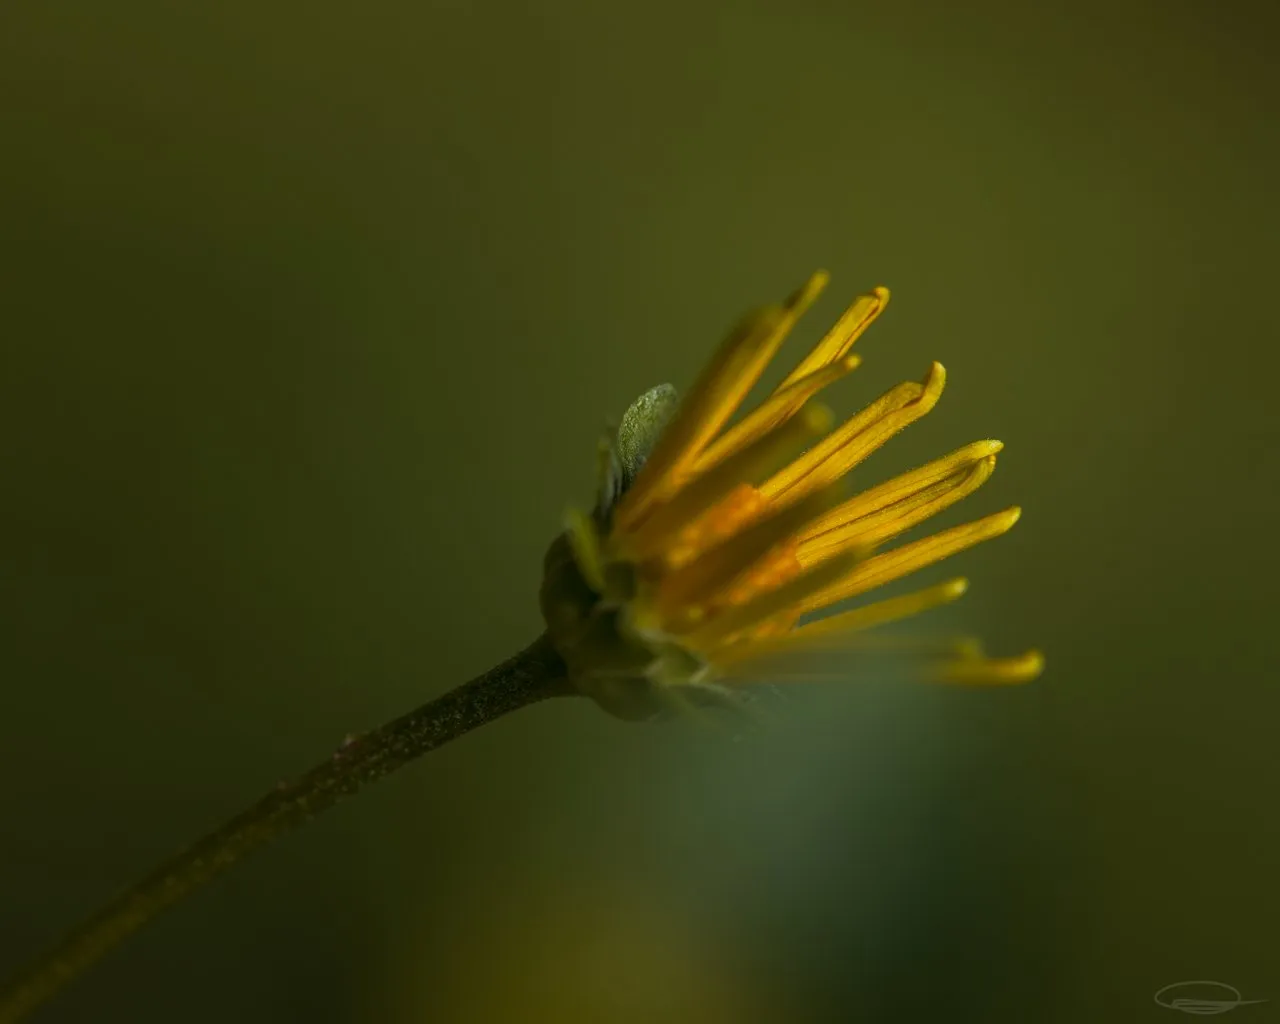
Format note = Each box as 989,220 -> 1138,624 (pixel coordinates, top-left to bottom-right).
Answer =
3,1 -> 1277,1021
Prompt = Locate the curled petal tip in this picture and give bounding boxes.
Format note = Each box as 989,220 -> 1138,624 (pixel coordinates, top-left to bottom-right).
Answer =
908,362 -> 947,412
936,647 -> 1045,685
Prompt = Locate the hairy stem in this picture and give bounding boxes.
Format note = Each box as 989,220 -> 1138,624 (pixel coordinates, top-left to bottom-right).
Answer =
0,633 -> 571,1023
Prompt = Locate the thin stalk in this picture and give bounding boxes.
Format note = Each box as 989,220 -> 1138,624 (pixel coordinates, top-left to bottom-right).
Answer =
0,633 -> 571,1023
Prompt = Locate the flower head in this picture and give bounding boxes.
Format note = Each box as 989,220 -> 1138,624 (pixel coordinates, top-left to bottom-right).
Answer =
541,273 -> 1042,719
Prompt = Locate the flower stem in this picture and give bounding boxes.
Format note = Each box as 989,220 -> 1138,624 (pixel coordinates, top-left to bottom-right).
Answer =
0,633 -> 571,1023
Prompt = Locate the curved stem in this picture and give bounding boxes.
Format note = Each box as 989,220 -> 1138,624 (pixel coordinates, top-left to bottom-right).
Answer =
0,633 -> 571,1023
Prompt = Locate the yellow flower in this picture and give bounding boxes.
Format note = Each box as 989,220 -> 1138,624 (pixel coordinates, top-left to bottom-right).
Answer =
540,272 -> 1042,720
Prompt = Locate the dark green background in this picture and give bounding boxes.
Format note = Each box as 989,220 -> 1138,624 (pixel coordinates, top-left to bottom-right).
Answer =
3,1 -> 1277,1021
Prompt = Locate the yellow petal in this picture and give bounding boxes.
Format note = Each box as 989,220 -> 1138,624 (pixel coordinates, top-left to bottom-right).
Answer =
797,440 -> 1003,543
933,649 -> 1044,685
693,354 -> 860,473
763,362 -> 946,502
795,506 -> 1023,614
775,286 -> 890,390
714,630 -> 982,681
797,452 -> 998,564
795,577 -> 970,637
711,578 -> 968,668
613,272 -> 828,530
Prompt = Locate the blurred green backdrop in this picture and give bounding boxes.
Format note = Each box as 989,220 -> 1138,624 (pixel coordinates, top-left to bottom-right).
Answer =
2,1 -> 1278,1021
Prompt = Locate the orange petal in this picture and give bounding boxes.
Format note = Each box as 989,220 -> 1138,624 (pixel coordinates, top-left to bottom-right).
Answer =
622,402 -> 833,562
651,485 -> 847,626
683,549 -> 865,651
